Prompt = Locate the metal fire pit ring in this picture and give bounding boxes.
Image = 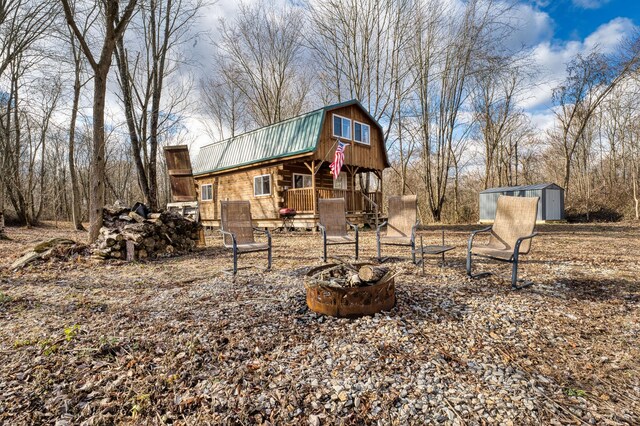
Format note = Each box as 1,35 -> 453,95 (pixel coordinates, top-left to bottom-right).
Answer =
304,263 -> 396,318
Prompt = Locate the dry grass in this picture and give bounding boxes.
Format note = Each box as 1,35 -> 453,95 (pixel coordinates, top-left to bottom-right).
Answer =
0,222 -> 638,425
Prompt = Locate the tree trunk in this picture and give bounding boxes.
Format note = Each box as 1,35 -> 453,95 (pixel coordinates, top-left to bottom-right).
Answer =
563,154 -> 571,199
69,69 -> 85,231
115,38 -> 152,207
634,168 -> 639,220
0,180 -> 7,239
89,71 -> 109,243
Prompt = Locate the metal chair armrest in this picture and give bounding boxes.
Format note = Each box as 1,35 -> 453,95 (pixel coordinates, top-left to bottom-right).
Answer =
219,229 -> 237,248
346,221 -> 358,233
252,227 -> 272,247
468,226 -> 492,251
514,232 -> 539,250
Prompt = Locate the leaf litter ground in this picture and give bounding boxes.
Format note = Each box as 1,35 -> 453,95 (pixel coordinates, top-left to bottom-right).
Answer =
0,222 -> 638,425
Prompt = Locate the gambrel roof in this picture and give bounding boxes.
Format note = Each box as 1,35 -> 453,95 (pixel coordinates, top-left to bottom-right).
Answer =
193,100 -> 386,176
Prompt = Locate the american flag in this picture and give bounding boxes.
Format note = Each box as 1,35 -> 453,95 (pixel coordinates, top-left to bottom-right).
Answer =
329,140 -> 347,179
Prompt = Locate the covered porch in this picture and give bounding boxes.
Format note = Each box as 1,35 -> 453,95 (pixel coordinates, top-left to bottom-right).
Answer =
284,187 -> 381,214
281,160 -> 383,224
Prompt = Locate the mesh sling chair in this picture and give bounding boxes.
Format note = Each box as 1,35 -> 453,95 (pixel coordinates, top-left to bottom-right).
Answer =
220,201 -> 272,275
467,195 -> 540,290
377,195 -> 419,263
318,198 -> 358,262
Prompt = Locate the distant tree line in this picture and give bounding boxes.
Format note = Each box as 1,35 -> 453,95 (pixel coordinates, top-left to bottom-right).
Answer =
1,0 -> 639,242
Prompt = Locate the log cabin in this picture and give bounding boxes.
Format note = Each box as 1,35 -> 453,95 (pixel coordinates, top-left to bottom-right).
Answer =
166,99 -> 390,228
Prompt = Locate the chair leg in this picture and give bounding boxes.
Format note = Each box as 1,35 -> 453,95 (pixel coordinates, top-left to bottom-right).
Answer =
323,236 -> 327,263
376,232 -> 381,262
411,240 -> 416,265
355,233 -> 359,260
267,246 -> 272,272
511,254 -> 533,290
233,245 -> 238,275
467,249 -> 490,279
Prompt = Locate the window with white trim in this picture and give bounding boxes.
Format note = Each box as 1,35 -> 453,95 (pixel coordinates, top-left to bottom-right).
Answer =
332,114 -> 352,139
333,173 -> 347,190
254,174 -> 271,196
201,184 -> 213,201
354,121 -> 370,145
293,173 -> 312,189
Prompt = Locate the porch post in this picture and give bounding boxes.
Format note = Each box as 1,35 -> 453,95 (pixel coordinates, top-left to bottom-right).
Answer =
377,170 -> 383,214
311,160 -> 317,215
351,168 -> 355,212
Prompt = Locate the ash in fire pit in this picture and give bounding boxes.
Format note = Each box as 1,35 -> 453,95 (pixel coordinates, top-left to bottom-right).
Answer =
304,262 -> 396,318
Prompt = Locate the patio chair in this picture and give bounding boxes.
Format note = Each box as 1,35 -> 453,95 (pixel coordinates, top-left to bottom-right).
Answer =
318,198 -> 358,262
377,195 -> 419,263
220,200 -> 272,275
466,195 -> 539,290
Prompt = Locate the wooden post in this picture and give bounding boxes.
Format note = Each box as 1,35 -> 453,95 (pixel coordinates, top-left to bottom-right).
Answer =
377,170 -> 384,215
311,160 -> 317,216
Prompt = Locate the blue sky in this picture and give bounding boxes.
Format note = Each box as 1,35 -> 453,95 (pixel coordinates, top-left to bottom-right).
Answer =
512,0 -> 640,130
538,0 -> 640,41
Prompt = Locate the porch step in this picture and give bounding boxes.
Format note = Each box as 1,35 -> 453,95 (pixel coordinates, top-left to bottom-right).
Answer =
363,212 -> 386,229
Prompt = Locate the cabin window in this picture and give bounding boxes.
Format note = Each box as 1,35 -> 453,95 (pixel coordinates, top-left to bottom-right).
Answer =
354,121 -> 370,145
254,174 -> 271,196
333,173 -> 347,190
293,173 -> 312,189
332,114 -> 352,139
201,184 -> 213,201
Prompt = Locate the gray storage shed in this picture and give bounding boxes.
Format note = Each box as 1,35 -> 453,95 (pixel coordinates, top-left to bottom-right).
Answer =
479,183 -> 565,223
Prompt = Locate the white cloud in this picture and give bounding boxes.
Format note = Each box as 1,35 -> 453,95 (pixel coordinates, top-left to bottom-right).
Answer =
504,3 -> 554,50
518,17 -> 637,113
584,17 -> 636,52
572,0 -> 611,10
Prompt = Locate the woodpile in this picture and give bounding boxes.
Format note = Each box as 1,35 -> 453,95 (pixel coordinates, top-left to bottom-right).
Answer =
91,204 -> 201,260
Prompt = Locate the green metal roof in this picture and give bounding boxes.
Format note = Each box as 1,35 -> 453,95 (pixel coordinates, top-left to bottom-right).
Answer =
193,108 -> 325,176
193,99 -> 387,176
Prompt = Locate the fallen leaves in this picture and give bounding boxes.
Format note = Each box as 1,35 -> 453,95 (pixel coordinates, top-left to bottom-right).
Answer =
0,222 -> 638,424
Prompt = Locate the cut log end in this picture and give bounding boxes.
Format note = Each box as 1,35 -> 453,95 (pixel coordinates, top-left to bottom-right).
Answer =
358,265 -> 390,283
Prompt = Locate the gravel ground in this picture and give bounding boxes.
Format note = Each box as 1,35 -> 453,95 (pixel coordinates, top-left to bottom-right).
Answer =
0,222 -> 639,425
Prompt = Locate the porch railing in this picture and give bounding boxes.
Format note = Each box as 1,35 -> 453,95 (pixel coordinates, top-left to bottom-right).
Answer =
284,188 -> 381,214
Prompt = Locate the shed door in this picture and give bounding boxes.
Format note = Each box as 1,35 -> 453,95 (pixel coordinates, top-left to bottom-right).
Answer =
545,189 -> 562,220
164,145 -> 197,202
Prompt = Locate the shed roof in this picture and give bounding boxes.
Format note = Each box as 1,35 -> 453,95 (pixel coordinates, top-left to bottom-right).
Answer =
480,183 -> 563,194
193,99 -> 386,176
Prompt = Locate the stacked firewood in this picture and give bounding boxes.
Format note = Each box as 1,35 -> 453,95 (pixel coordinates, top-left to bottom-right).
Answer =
91,204 -> 201,260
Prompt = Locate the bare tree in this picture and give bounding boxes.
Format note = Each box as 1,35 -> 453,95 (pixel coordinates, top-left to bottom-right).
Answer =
553,43 -> 640,198
61,1 -> 98,231
410,0 -> 508,221
60,0 -> 138,243
0,0 -> 54,234
216,0 -> 310,127
115,0 -> 202,210
473,60 -> 532,188
307,0 -> 412,132
200,59 -> 251,140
